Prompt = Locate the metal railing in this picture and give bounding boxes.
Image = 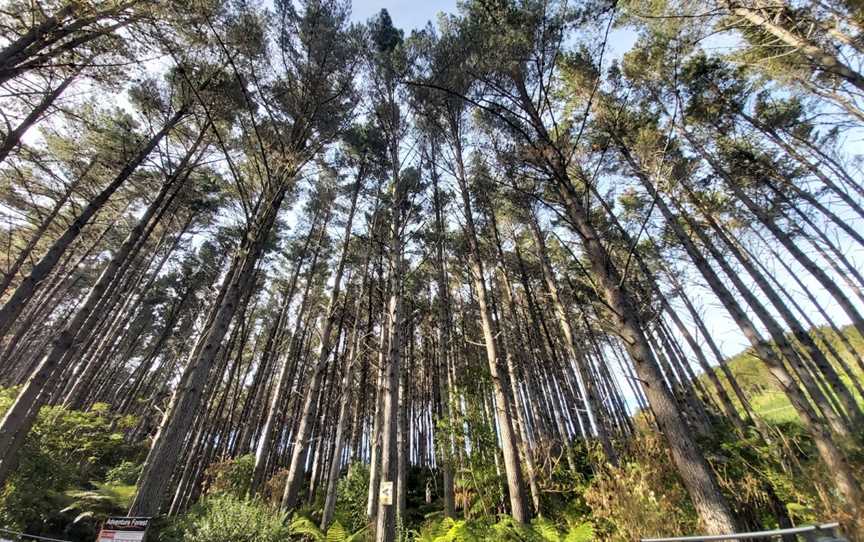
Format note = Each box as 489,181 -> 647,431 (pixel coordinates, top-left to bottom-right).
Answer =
641,522 -> 845,541
0,528 -> 71,542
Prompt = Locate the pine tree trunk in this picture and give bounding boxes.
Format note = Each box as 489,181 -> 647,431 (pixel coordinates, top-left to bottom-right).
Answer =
528,137 -> 739,534
254,216 -> 325,492
281,176 -> 361,511
374,129 -> 408,540
0,69 -> 79,164
684,127 -> 864,345
321,255 -> 372,529
625,144 -> 863,520
129,184 -> 289,516
0,108 -> 186,342
727,3 -> 864,92
449,132 -> 530,523
366,312 -> 388,519
496,274 -> 543,514
0,123 -> 198,486
525,209 -> 618,464
429,151 -> 456,518
509,74 -> 738,529
620,137 -> 853,437
0,4 -> 79,81
691,192 -> 864,428
374,253 -> 403,542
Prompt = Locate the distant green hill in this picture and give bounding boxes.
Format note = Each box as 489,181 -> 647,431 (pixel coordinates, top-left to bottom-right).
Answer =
703,325 -> 864,424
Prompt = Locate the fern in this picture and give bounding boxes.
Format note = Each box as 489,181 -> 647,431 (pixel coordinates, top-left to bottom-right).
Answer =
61,482 -> 136,523
531,517 -> 563,541
563,521 -> 593,542
288,515 -> 326,541
442,519 -> 485,542
413,516 -> 457,542
288,515 -> 366,542
412,514 -> 594,542
326,521 -> 347,542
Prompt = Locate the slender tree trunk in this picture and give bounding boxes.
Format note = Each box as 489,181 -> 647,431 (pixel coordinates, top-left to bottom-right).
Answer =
0,126 -> 198,486
683,125 -> 864,344
0,107 -> 186,342
366,306 -> 388,520
281,175 -> 361,511
250,210 -> 323,492
726,3 -> 864,91
525,208 -> 618,464
129,181 -> 290,516
62,148 -> 201,409
448,130 -> 530,523
374,144 -> 408,541
511,77 -> 738,530
690,190 -> 864,428
627,143 -> 864,521
429,149 -> 456,518
496,275 -> 543,514
321,259 -> 372,529
0,69 -> 80,164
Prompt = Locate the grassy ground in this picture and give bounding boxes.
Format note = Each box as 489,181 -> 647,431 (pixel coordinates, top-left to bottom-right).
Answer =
705,325 -> 864,423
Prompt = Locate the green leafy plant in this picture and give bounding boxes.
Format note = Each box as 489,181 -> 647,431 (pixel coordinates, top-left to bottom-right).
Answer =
333,462 -> 370,532
584,434 -> 698,541
173,494 -> 289,542
105,461 -> 143,485
529,517 -> 594,542
413,517 -> 485,542
412,515 -> 594,542
0,389 -> 137,536
288,514 -> 366,542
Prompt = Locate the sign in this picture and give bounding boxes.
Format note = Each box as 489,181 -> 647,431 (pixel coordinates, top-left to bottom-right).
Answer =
379,481 -> 394,506
96,517 -> 151,542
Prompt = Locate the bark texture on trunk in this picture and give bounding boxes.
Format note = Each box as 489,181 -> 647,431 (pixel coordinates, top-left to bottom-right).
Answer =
281,176 -> 361,512
129,184 -> 288,516
0,108 -> 186,342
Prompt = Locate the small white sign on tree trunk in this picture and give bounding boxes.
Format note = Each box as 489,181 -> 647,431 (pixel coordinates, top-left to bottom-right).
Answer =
379,480 -> 394,506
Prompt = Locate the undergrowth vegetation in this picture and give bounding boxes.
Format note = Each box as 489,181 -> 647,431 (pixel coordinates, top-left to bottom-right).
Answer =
2,326 -> 861,541
150,419 -> 856,541
0,388 -> 141,540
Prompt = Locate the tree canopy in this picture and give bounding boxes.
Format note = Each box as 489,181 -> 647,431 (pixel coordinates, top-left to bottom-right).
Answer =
0,0 -> 863,540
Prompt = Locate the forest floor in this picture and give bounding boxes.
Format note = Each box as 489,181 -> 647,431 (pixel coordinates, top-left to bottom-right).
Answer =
1,325 -> 862,542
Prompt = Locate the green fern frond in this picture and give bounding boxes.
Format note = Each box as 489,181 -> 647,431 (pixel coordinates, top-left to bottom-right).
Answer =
531,517 -> 563,541
563,521 -> 594,542
343,525 -> 367,542
326,520 -> 347,542
288,515 -> 326,541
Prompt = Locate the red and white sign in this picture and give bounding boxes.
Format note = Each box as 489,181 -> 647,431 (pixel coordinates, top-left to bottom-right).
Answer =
96,517 -> 150,542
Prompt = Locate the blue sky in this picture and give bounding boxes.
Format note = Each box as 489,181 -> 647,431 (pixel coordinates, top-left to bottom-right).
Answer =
349,0 -> 459,29
341,2 -> 863,365
347,0 -> 640,67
